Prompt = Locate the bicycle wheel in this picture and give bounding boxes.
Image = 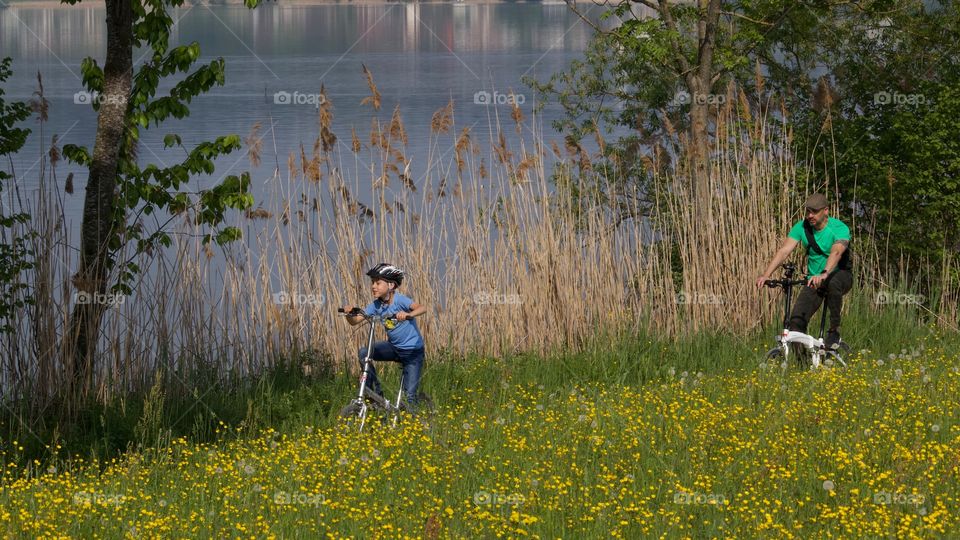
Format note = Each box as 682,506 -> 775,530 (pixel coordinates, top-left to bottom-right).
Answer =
339,398 -> 389,431
396,392 -> 433,411
363,387 -> 390,408
337,399 -> 365,432
823,340 -> 851,367
416,392 -> 435,413
765,348 -> 784,361
339,400 -> 363,418
394,392 -> 436,427
790,343 -> 813,370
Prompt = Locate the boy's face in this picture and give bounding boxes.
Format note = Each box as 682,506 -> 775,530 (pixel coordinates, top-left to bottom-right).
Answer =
370,278 -> 394,298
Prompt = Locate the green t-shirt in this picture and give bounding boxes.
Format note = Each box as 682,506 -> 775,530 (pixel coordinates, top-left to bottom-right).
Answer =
788,217 -> 850,276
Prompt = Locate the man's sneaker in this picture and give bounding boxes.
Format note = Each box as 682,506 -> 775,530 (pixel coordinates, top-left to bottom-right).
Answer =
825,329 -> 841,350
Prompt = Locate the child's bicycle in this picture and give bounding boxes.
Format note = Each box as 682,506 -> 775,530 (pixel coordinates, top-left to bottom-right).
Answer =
763,263 -> 851,369
336,307 -> 434,432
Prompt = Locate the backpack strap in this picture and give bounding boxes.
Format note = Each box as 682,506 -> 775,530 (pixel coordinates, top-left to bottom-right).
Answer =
803,220 -> 828,256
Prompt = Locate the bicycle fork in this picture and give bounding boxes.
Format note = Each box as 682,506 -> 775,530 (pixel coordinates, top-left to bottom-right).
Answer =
356,318 -> 378,432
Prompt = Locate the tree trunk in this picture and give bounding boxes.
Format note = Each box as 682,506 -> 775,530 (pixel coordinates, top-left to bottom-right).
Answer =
67,0 -> 133,400
657,0 -> 720,202
687,0 -> 720,205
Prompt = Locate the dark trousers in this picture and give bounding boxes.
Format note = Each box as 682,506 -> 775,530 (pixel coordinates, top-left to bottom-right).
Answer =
788,269 -> 854,334
358,341 -> 424,406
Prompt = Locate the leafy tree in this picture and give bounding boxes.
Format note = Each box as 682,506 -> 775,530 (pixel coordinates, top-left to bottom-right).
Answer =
529,0 -> 839,204
793,1 -> 960,268
61,0 -> 259,397
534,0 -> 959,276
0,58 -> 35,336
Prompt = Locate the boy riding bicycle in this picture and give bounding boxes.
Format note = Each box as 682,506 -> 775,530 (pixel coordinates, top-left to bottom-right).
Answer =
342,263 -> 428,409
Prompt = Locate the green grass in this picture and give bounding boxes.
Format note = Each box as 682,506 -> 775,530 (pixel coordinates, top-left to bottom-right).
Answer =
0,291 -> 941,468
0,293 -> 957,537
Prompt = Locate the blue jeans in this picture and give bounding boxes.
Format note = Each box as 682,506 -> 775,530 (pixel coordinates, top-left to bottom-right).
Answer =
358,341 -> 424,407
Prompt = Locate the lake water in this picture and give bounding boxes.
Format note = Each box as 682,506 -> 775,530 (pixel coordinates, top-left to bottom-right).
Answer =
2,2 -> 624,381
2,2 -> 604,223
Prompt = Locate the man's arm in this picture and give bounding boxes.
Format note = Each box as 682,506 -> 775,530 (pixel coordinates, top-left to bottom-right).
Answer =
808,240 -> 848,287
756,237 -> 800,289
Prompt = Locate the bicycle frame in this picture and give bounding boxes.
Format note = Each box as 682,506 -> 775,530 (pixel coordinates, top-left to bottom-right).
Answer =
341,308 -> 409,431
765,263 -> 846,368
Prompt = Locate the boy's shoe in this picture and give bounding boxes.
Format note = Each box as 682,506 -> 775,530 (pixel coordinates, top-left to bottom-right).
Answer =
825,329 -> 841,350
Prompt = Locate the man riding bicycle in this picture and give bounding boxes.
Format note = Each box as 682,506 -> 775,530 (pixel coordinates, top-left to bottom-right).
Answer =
756,193 -> 854,348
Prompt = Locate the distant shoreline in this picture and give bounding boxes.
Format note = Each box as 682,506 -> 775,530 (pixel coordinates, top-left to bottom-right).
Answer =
1,0 -> 576,7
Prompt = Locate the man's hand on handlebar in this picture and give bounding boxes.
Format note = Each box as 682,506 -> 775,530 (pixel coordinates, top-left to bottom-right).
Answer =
756,275 -> 770,290
807,272 -> 829,289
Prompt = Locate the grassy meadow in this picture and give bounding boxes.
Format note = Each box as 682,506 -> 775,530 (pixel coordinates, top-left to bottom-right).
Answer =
2,74 -> 958,538
1,296 -> 958,539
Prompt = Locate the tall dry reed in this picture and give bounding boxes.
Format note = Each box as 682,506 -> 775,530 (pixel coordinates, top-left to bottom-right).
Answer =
1,71 -> 954,417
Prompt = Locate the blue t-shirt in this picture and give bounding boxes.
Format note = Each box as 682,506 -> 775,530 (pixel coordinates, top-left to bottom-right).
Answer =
364,292 -> 424,350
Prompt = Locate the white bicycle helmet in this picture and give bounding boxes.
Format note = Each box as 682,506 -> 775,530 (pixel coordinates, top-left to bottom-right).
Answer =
366,263 -> 405,286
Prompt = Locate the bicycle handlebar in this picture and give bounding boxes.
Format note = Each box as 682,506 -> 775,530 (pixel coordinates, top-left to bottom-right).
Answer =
765,278 -> 808,289
337,307 -> 413,321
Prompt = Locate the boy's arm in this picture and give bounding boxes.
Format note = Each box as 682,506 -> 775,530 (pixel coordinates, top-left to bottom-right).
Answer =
341,304 -> 366,326
397,301 -> 428,320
